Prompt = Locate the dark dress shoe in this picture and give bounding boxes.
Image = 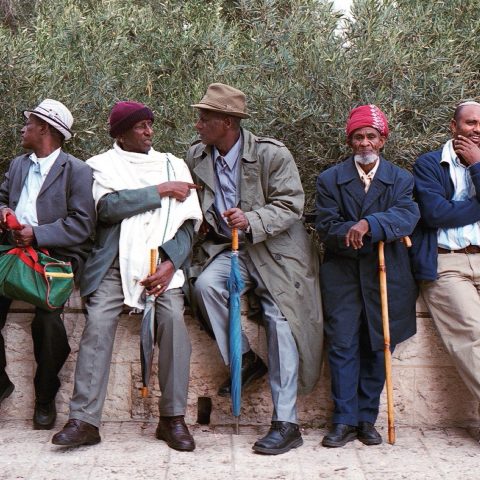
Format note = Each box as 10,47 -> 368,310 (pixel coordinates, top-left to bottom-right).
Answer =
218,350 -> 268,397
156,416 -> 195,452
0,380 -> 14,406
252,421 -> 303,455
322,423 -> 357,448
52,419 -> 101,447
357,421 -> 382,445
33,400 -> 56,430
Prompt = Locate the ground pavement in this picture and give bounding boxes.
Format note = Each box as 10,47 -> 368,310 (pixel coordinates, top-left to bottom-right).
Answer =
1,420 -> 479,479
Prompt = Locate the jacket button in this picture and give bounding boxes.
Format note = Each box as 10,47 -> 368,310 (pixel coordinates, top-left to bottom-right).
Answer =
266,224 -> 272,233
274,254 -> 281,261
294,282 -> 300,288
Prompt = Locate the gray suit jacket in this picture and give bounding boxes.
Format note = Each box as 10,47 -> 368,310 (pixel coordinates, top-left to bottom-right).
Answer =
0,151 -> 96,279
80,186 -> 194,297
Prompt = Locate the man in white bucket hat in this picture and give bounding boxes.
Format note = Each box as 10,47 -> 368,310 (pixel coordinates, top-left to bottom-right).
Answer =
0,99 -> 96,430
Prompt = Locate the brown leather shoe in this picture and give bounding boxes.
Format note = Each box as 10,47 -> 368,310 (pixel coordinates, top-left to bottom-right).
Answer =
155,416 -> 195,451
52,419 -> 101,447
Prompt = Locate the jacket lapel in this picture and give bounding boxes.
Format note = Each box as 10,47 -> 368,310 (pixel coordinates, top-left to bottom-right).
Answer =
239,130 -> 259,211
192,147 -> 215,213
361,158 -> 393,215
38,150 -> 67,196
337,157 -> 366,211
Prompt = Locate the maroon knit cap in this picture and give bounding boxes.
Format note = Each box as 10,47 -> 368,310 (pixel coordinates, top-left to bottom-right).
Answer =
108,101 -> 154,138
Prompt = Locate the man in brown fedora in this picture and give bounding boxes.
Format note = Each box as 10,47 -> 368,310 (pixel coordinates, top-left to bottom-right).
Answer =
186,83 -> 323,455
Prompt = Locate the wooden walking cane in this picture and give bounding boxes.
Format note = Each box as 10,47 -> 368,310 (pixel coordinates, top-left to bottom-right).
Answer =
378,236 -> 411,445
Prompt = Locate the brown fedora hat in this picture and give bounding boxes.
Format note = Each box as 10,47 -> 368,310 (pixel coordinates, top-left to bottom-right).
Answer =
191,83 -> 250,119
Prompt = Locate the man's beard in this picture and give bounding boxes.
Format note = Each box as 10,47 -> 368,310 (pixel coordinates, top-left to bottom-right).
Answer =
354,152 -> 379,165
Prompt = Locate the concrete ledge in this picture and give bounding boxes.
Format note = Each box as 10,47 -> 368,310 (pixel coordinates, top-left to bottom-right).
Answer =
1,292 -> 479,428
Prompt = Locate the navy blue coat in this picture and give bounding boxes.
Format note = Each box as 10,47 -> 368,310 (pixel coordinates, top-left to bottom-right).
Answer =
315,157 -> 420,350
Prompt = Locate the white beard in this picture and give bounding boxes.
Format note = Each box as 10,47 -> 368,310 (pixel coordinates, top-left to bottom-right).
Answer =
354,153 -> 379,165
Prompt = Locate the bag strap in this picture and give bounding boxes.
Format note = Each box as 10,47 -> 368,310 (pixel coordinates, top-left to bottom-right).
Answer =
6,247 -> 44,275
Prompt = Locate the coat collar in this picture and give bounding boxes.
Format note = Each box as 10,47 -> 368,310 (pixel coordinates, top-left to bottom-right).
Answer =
192,128 -> 258,214
337,156 -> 394,213
337,156 -> 393,185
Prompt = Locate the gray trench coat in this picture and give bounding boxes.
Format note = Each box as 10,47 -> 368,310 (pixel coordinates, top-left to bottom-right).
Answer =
186,128 -> 323,395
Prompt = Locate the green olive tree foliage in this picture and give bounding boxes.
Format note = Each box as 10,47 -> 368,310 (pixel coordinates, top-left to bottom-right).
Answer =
1,0 -> 479,210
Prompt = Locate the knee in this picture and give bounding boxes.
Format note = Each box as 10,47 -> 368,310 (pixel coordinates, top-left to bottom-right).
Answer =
194,272 -> 225,305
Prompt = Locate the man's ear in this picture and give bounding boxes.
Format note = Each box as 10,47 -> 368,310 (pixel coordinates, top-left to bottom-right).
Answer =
378,135 -> 386,149
39,120 -> 50,136
450,119 -> 457,137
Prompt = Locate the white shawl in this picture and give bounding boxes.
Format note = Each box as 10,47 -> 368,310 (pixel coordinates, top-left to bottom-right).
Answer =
87,143 -> 202,309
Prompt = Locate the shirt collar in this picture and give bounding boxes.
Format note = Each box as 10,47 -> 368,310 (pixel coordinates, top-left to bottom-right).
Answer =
214,134 -> 242,170
30,148 -> 61,176
355,157 -> 380,180
441,140 -> 464,169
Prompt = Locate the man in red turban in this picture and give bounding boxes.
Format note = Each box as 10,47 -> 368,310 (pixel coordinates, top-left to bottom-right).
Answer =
315,105 -> 419,447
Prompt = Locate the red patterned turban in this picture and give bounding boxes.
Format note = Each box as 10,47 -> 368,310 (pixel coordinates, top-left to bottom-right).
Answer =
346,104 -> 389,138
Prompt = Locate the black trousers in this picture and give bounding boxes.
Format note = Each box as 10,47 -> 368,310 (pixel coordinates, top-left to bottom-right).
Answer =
0,295 -> 71,403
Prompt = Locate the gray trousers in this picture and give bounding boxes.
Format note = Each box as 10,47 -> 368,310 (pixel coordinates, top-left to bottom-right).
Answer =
69,260 -> 191,427
194,250 -> 299,423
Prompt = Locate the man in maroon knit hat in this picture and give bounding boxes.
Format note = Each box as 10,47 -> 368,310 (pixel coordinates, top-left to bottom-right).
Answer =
52,101 -> 202,451
315,105 -> 419,447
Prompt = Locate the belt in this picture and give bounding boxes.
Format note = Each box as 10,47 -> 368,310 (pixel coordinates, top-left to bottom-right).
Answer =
438,245 -> 480,254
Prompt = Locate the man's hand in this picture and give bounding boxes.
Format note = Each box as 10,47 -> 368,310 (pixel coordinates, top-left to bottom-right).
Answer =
140,259 -> 175,297
12,226 -> 35,247
157,182 -> 201,202
454,135 -> 480,166
345,219 -> 369,249
223,208 -> 250,231
0,207 -> 15,229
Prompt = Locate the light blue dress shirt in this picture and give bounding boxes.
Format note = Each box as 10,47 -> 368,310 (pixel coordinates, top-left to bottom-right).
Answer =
213,136 -> 242,237
15,148 -> 61,226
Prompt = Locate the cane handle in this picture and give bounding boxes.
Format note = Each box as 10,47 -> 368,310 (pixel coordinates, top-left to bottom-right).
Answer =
401,236 -> 412,248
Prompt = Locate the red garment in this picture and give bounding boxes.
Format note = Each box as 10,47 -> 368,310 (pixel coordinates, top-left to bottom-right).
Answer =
346,104 -> 389,138
5,212 -> 22,230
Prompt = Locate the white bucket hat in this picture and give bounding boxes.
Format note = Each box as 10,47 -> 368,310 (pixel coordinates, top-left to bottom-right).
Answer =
24,99 -> 74,140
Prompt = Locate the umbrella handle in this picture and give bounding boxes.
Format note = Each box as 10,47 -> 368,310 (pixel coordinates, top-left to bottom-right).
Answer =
150,249 -> 157,275
232,228 -> 239,252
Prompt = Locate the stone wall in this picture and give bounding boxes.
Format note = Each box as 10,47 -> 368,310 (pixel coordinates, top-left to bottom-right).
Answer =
1,291 -> 479,428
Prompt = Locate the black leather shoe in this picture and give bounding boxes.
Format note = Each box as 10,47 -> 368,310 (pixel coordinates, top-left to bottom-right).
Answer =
0,380 -> 14,406
33,400 -> 56,430
52,419 -> 101,446
322,423 -> 357,448
156,416 -> 195,452
218,350 -> 268,397
252,421 -> 303,455
357,421 -> 382,445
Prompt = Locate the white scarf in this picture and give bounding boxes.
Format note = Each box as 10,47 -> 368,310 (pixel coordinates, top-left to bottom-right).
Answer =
87,143 -> 202,309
